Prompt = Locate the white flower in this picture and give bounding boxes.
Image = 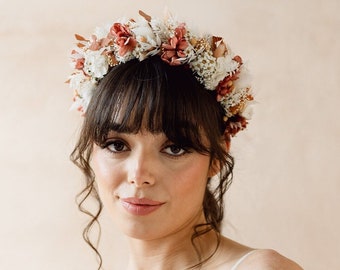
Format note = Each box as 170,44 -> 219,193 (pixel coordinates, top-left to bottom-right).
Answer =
215,55 -> 239,80
70,80 -> 96,112
150,18 -> 168,43
83,50 -> 109,79
130,17 -> 152,36
69,72 -> 86,90
78,80 -> 95,100
131,18 -> 162,60
233,65 -> 252,90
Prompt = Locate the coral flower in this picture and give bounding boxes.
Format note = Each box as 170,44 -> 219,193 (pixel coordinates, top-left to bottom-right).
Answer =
216,72 -> 240,101
161,24 -> 189,65
110,23 -> 137,56
225,115 -> 248,137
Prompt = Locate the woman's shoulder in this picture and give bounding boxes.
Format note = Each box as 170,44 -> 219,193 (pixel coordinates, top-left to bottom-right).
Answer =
213,237 -> 303,270
235,249 -> 303,270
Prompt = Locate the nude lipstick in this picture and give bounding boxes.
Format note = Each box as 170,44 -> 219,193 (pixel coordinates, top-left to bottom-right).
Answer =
121,197 -> 164,216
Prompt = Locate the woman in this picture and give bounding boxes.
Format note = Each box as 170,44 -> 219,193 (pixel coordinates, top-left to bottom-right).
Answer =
69,10 -> 303,270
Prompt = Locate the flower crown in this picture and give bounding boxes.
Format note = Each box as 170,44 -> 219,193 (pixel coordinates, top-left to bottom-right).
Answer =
67,10 -> 254,140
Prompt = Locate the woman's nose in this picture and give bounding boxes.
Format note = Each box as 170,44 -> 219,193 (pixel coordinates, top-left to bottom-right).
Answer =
127,152 -> 156,187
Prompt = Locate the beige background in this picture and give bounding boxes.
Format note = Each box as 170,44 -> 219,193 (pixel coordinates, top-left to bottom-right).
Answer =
1,0 -> 339,269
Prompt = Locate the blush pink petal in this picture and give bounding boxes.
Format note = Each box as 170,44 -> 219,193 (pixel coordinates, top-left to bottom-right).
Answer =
177,51 -> 186,58
111,23 -> 137,56
169,37 -> 179,48
75,58 -> 85,69
163,50 -> 176,58
162,43 -> 175,50
169,57 -> 181,65
177,41 -> 188,50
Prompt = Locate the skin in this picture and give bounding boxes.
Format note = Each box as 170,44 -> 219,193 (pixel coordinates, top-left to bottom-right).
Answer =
91,130 -> 303,270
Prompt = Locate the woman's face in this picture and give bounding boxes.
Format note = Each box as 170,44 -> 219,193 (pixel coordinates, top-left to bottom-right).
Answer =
91,130 -> 213,240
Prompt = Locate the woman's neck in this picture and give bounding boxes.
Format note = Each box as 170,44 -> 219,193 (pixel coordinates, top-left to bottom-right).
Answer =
126,216 -> 219,270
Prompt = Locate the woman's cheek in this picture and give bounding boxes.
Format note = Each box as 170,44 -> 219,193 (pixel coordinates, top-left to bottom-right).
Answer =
92,150 -> 121,189
168,157 -> 209,193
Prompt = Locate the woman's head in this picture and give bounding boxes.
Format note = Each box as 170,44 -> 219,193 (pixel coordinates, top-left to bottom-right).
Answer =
73,55 -> 233,228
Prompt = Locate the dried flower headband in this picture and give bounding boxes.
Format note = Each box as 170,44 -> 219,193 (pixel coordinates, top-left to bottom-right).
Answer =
67,10 -> 254,142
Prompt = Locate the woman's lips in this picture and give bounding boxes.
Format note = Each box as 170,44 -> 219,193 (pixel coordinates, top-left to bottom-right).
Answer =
120,197 -> 164,216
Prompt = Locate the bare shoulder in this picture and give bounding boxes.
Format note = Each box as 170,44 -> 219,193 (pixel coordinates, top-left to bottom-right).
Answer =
239,249 -> 303,270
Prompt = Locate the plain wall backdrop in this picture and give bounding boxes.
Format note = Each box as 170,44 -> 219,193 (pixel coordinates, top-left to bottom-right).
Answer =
1,0 -> 339,269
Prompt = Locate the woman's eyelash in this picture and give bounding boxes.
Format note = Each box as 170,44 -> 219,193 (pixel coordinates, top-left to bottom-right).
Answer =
102,139 -> 129,153
162,143 -> 192,157
99,139 -> 193,157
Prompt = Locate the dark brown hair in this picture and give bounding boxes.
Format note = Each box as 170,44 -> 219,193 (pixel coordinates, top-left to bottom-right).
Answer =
71,55 -> 234,269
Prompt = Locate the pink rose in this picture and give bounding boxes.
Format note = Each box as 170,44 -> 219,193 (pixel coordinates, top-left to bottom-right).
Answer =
110,23 -> 137,56
161,24 -> 189,65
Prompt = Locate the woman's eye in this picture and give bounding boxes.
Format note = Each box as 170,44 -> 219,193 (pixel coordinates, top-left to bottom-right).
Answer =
163,145 -> 187,156
106,140 -> 128,153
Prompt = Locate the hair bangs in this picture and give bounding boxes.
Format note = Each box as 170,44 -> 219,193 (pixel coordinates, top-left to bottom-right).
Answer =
85,56 -> 223,154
